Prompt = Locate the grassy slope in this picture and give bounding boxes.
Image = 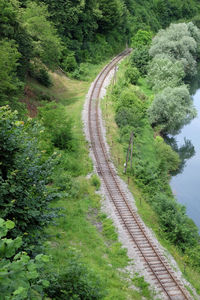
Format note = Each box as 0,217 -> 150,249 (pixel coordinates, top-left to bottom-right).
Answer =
101,58 -> 200,298
25,63 -> 151,299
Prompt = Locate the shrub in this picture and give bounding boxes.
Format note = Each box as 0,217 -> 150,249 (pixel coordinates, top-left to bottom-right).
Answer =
0,218 -> 49,300
38,102 -> 73,150
132,273 -> 152,299
36,68 -> 52,87
152,193 -> 199,250
131,30 -> 153,48
115,87 -> 146,131
29,64 -> 52,87
0,106 -> 57,250
125,66 -> 140,84
91,174 -> 101,190
130,46 -> 151,75
45,250 -> 106,299
155,136 -> 180,173
62,52 -> 77,72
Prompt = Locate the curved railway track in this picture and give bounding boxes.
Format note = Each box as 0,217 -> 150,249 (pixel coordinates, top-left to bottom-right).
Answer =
87,50 -> 192,300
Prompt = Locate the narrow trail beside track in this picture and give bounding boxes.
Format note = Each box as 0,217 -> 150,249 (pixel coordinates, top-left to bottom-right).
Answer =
83,50 -> 193,300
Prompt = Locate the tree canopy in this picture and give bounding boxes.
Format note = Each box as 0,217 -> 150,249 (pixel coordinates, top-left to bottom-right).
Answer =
148,86 -> 197,134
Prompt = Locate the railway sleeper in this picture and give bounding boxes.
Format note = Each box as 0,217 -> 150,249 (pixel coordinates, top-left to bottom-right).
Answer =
168,292 -> 187,299
162,281 -> 178,287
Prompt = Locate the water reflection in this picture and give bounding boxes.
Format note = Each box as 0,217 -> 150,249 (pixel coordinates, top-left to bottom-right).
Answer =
165,136 -> 195,175
170,88 -> 200,230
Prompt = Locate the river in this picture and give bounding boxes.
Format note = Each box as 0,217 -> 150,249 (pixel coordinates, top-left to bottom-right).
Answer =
170,88 -> 200,231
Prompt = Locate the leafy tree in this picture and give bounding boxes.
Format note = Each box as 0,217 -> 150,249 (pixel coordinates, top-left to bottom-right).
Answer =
147,54 -> 185,91
0,106 -> 57,251
0,218 -> 49,299
149,22 -> 200,76
0,0 -> 33,79
187,21 -> 200,59
130,46 -> 151,75
147,86 -> 197,134
0,0 -> 19,39
98,0 -> 125,32
131,29 -> 153,48
21,1 -> 62,70
115,86 -> 146,133
0,40 -> 22,107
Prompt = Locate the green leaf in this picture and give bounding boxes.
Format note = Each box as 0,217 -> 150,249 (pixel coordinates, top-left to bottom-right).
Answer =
13,286 -> 28,297
41,279 -> 49,288
5,220 -> 15,230
0,219 -> 7,238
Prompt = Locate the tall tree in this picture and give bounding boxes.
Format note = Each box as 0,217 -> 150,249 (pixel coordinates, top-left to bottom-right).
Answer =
0,40 -> 22,107
21,1 -> 62,70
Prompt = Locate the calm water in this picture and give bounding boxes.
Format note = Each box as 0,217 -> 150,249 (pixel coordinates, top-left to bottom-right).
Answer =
170,89 -> 200,230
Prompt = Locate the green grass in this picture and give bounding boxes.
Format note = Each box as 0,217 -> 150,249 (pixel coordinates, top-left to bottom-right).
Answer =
138,77 -> 154,98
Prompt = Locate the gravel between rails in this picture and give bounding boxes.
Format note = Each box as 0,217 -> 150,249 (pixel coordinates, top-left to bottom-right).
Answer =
82,61 -> 199,300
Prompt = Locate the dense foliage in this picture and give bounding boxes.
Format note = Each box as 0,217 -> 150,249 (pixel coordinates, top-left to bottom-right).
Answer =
149,22 -> 200,76
147,22 -> 200,133
0,106 -> 57,251
0,40 -> 22,108
148,85 -> 196,134
147,55 -> 185,92
0,218 -> 49,299
38,102 -> 73,151
21,2 -> 62,70
45,249 -> 105,300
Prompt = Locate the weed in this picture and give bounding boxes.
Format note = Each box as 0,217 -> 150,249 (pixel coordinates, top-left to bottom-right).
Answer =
91,174 -> 101,190
132,273 -> 153,299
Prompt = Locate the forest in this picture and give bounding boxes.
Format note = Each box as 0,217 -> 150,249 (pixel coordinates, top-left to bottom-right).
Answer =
1,0 -> 200,299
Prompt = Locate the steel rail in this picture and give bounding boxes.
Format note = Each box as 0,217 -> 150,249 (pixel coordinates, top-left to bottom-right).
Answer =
87,50 -> 191,300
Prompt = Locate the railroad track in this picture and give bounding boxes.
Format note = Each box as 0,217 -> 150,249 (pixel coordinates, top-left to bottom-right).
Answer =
87,50 -> 192,300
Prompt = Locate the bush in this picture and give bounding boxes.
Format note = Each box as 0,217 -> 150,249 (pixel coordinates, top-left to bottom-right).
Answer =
0,218 -> 49,300
0,106 -> 57,250
152,193 -> 199,250
155,136 -> 180,173
115,87 -> 146,131
125,66 -> 140,84
62,52 -> 77,72
91,174 -> 101,190
29,64 -> 52,87
37,69 -> 52,87
45,250 -> 106,299
130,46 -> 151,75
132,273 -> 152,299
38,102 -> 74,150
131,30 -> 153,48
